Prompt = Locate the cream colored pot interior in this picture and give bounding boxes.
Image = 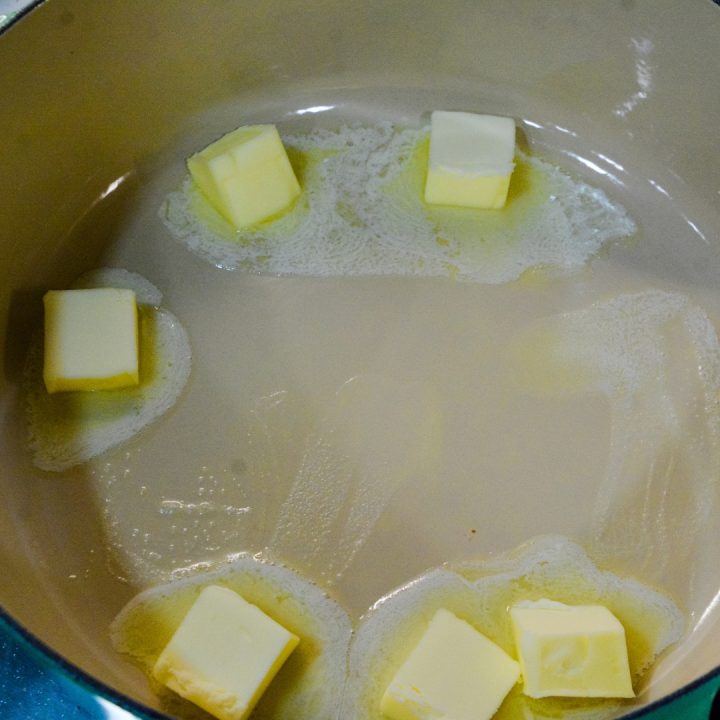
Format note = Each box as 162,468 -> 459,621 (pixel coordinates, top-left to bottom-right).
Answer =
1,1 -> 719,717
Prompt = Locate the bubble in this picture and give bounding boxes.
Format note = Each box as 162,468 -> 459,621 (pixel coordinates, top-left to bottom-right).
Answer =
344,536 -> 684,720
510,291 -> 720,589
110,555 -> 351,720
160,124 -> 635,282
24,268 -> 191,471
268,374 -> 442,584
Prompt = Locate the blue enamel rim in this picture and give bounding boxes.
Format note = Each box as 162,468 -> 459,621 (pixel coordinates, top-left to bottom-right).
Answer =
0,604 -> 165,719
0,0 -> 43,31
1,0 -> 719,718
2,598 -> 719,719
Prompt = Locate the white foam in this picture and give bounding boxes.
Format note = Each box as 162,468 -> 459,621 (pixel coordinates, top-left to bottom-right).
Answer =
160,124 -> 635,282
343,535 -> 684,720
25,269 -> 191,471
111,555 -> 351,720
268,374 -> 441,584
512,291 -> 720,592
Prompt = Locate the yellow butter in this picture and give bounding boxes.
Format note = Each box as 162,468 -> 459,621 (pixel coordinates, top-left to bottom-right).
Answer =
511,599 -> 634,699
152,585 -> 299,720
43,288 -> 139,394
187,124 -> 300,228
424,110 -> 515,209
380,608 -> 520,720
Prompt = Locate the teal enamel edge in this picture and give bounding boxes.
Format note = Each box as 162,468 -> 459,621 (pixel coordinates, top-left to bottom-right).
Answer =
0,608 -> 161,719
2,600 -> 719,719
0,0 -> 719,717
625,671 -> 720,720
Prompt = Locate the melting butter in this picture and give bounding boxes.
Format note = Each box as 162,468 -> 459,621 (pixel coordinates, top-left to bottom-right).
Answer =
24,268 -> 191,471
111,556 -> 351,720
343,536 -> 684,720
112,537 -> 683,720
161,123 -> 635,282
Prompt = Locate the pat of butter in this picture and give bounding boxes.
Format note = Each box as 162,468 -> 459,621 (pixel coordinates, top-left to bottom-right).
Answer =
152,585 -> 299,720
43,288 -> 139,394
424,110 -> 515,209
510,599 -> 634,699
187,124 -> 301,228
380,608 -> 520,720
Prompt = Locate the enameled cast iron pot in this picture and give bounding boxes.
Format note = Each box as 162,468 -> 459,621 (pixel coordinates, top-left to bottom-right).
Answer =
1,1 -> 720,718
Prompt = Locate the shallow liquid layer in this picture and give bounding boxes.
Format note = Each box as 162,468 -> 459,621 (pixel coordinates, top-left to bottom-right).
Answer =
110,557 -> 351,720
111,538 -> 683,720
33,93 -> 720,716
345,536 -> 683,720
161,125 -> 635,282
24,269 -> 191,471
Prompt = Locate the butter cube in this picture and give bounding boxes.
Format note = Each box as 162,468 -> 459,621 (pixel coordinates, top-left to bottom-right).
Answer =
43,288 -> 139,394
153,585 -> 299,720
380,608 -> 520,720
424,110 -> 515,209
510,600 -> 634,699
187,124 -> 300,228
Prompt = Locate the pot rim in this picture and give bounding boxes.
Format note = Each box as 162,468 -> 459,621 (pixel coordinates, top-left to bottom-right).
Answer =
1,600 -> 719,719
1,2 -> 719,718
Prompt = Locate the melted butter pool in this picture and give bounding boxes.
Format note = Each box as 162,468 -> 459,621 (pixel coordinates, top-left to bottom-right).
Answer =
345,536 -> 683,720
42,98 -> 720,720
111,556 -> 351,720
161,124 -> 635,281
24,268 -> 191,472
111,537 -> 683,720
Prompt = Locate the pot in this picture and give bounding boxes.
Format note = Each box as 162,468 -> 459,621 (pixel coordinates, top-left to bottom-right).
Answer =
1,1 -> 719,718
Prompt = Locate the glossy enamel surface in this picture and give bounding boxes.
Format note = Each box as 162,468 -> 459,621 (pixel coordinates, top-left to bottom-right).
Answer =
1,1 -> 719,718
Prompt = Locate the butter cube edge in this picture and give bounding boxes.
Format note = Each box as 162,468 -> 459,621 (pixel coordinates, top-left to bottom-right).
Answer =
511,599 -> 635,699
188,124 -> 300,229
43,288 -> 139,394
152,585 -> 299,720
424,110 -> 516,210
381,607 -> 520,720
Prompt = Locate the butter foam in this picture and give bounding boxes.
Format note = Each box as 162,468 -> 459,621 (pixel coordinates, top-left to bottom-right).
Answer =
344,536 -> 683,720
511,290 -> 720,600
161,124 -> 635,282
111,555 -> 351,720
25,269 -> 191,471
